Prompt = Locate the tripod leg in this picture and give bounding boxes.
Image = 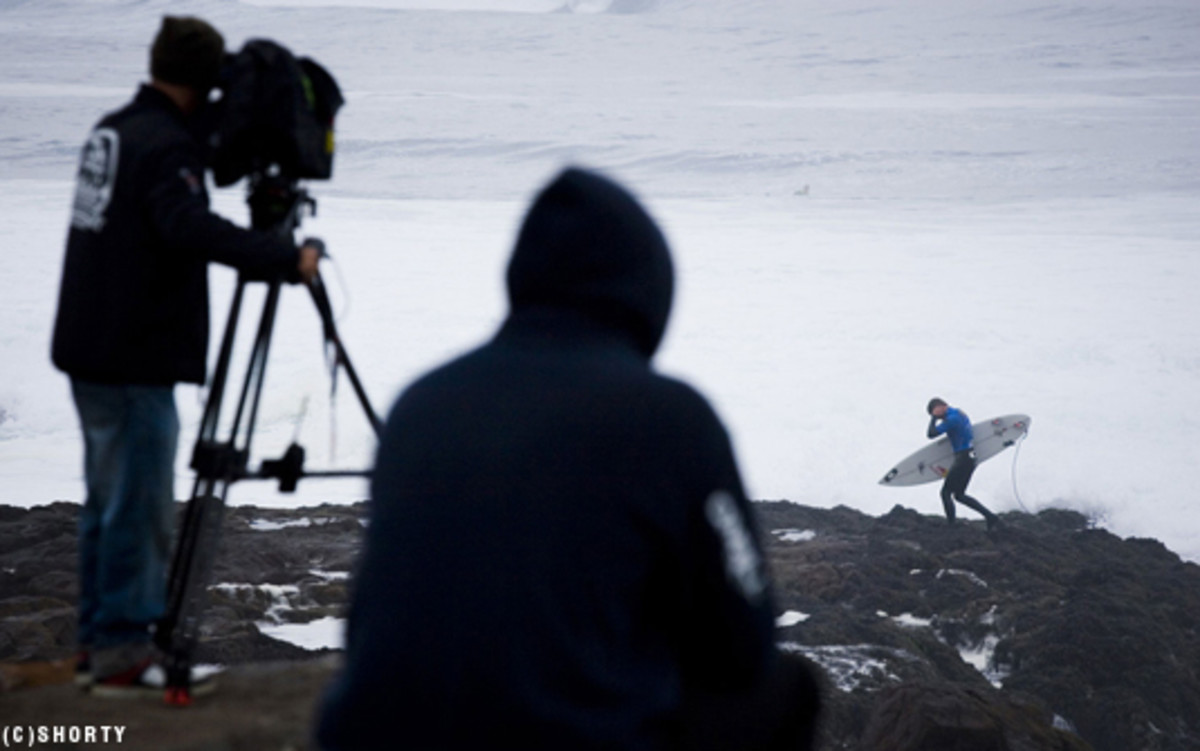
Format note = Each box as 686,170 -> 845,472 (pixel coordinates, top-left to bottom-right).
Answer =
160,485 -> 210,648
162,278 -> 245,674
199,281 -> 246,441
158,486 -> 227,706
229,280 -> 282,446
158,281 -> 282,705
308,274 -> 382,436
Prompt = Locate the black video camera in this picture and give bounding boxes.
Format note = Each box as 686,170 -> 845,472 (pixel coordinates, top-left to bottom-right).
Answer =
207,39 -> 344,188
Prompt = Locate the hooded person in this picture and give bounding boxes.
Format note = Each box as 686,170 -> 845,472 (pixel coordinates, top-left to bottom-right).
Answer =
316,168 -> 819,750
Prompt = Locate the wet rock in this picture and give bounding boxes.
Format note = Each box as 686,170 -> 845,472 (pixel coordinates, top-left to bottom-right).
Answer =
859,681 -> 1091,751
759,502 -> 1200,751
2,499 -> 1199,751
0,501 -> 368,666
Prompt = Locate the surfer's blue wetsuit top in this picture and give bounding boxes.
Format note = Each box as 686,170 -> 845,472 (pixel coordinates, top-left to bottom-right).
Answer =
929,407 -> 974,453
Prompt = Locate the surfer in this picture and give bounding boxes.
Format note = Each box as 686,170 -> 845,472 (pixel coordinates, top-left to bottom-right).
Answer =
926,398 -> 1001,530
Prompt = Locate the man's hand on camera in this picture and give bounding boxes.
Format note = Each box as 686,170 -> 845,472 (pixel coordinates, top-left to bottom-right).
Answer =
298,240 -> 322,283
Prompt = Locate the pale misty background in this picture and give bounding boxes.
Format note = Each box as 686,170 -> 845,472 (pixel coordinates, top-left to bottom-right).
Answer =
1,0 -> 1198,561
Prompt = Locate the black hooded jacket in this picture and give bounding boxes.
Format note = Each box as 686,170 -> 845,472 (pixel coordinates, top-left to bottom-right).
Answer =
318,169 -> 776,750
51,85 -> 298,386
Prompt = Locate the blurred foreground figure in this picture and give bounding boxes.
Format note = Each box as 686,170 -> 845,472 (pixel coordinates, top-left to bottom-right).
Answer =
318,168 -> 819,749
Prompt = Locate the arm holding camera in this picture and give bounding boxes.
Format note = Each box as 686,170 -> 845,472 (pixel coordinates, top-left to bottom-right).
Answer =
145,144 -> 321,283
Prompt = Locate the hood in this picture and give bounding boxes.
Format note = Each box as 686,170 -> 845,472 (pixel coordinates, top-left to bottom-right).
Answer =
505,167 -> 675,357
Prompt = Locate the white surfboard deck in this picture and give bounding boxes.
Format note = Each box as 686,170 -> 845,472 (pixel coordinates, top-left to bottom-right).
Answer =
879,414 -> 1031,487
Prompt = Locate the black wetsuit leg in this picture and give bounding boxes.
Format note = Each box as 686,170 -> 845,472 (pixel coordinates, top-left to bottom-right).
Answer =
942,450 -> 999,527
939,480 -> 957,523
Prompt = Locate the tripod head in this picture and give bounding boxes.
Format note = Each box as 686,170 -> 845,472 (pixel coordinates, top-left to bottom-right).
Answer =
247,171 -> 315,238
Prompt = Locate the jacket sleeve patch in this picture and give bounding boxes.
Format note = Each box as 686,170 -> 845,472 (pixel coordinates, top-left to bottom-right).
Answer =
705,490 -> 767,603
70,127 -> 120,232
178,166 -> 203,196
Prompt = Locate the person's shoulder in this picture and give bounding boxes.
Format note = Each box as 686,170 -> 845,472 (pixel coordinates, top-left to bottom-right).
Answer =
947,407 -> 972,429
646,369 -> 709,403
106,89 -> 168,125
110,94 -> 195,152
642,370 -> 729,431
382,343 -> 491,416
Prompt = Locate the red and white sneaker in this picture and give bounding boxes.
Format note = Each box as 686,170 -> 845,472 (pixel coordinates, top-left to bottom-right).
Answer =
74,651 -> 93,689
90,659 -> 218,700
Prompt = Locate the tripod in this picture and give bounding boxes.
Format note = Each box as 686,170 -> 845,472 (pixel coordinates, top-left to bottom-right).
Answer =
156,175 -> 381,705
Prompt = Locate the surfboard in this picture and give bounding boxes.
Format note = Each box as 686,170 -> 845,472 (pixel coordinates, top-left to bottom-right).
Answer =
879,414 -> 1031,487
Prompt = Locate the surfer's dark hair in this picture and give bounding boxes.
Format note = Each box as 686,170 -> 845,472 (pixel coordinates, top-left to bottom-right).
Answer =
927,397 -> 947,415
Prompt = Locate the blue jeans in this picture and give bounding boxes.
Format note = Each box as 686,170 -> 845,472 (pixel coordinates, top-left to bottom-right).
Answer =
71,380 -> 179,651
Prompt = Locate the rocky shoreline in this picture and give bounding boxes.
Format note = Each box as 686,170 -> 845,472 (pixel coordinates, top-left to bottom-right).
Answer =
3,500 -> 1199,750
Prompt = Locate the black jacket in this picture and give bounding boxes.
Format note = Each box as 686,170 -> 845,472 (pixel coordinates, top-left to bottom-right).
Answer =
51,85 -> 298,386
318,169 -> 776,750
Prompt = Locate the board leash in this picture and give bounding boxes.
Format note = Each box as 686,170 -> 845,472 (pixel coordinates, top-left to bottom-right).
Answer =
1011,431 -> 1031,514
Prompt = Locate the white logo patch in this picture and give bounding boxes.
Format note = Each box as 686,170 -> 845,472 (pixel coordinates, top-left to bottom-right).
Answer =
705,490 -> 767,602
71,128 -> 119,231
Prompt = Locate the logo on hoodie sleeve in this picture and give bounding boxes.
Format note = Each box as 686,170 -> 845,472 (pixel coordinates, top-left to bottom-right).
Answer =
70,128 -> 120,232
705,490 -> 767,602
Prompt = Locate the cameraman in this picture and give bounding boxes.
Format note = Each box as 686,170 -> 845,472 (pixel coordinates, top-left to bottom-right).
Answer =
50,16 -> 320,698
